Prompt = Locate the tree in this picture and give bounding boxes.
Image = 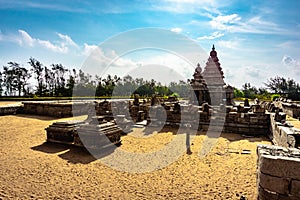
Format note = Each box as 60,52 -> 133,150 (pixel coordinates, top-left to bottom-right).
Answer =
233,87 -> 244,98
66,71 -> 76,97
265,76 -> 300,100
51,64 -> 68,96
2,65 -> 15,95
2,62 -> 31,96
265,76 -> 287,94
241,83 -> 258,99
168,80 -> 189,98
28,57 -> 44,96
0,71 -> 3,96
12,62 -> 31,96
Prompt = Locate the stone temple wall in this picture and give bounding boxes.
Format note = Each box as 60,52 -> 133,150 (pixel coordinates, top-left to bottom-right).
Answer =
262,101 -> 300,148
281,102 -> 300,119
127,102 -> 270,136
21,100 -> 271,136
257,144 -> 300,199
162,107 -> 269,135
269,112 -> 300,148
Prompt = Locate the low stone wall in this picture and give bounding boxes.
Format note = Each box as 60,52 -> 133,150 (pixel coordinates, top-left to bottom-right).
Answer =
23,101 -> 94,117
269,113 -> 300,148
0,105 -> 23,115
96,102 -> 270,135
281,102 -> 300,119
25,100 -> 270,136
164,104 -> 270,135
128,103 -> 270,135
257,144 -> 300,199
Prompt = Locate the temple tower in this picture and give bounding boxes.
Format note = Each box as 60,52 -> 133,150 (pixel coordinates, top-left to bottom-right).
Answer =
202,45 -> 226,105
189,63 -> 209,105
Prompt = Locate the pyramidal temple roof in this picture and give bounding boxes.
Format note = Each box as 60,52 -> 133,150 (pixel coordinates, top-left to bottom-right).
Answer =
202,45 -> 225,86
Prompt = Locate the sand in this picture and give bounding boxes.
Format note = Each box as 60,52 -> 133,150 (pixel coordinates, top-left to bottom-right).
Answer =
287,115 -> 300,129
0,101 -> 22,106
0,114 -> 271,199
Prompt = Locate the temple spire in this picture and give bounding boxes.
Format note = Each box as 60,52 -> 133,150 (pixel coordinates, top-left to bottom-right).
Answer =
212,44 -> 215,51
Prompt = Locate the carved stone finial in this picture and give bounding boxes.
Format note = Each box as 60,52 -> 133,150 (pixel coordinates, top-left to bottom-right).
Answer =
196,63 -> 202,73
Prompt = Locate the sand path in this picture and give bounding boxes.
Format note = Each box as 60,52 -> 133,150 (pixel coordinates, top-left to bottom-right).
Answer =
0,114 -> 270,199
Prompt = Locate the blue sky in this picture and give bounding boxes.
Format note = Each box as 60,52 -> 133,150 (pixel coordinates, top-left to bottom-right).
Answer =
0,0 -> 300,88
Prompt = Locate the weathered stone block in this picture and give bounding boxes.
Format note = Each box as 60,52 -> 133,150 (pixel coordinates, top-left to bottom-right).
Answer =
258,152 -> 300,180
258,186 -> 281,200
258,172 -> 290,194
290,180 -> 300,196
250,117 -> 259,123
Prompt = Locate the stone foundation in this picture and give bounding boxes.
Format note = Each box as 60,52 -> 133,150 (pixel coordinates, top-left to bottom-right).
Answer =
0,105 -> 22,115
46,116 -> 122,148
281,103 -> 300,119
23,101 -> 94,117
257,144 -> 300,199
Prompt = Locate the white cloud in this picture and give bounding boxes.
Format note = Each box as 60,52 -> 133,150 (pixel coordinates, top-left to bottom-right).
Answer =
18,30 -> 35,46
37,39 -> 68,53
248,16 -> 276,27
14,30 -> 78,53
217,40 -> 239,49
82,43 -> 98,56
151,0 -> 219,14
281,55 -> 300,76
282,55 -> 296,66
209,14 -> 241,31
82,47 -> 140,77
245,66 -> 261,78
209,14 -> 285,35
197,31 -> 224,40
57,33 -> 78,48
170,27 -> 183,33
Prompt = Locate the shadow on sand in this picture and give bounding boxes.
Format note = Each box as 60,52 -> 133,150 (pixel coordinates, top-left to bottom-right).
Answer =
31,142 -> 117,164
15,114 -> 62,121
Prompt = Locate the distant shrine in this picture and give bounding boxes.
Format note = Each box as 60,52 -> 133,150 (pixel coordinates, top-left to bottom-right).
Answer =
189,45 -> 234,106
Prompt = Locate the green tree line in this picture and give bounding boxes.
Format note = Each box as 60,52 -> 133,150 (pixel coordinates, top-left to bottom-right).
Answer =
0,57 -> 189,98
1,58 -> 299,100
234,76 -> 300,101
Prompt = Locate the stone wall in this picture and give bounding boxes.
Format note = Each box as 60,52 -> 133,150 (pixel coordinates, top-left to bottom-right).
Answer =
22,100 -> 271,136
129,102 -> 270,135
23,101 -> 94,117
281,103 -> 300,119
0,105 -> 22,115
257,144 -> 300,199
268,108 -> 300,148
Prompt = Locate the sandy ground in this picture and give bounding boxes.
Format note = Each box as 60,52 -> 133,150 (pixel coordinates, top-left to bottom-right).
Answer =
287,115 -> 300,129
0,101 -> 22,106
0,113 -> 271,200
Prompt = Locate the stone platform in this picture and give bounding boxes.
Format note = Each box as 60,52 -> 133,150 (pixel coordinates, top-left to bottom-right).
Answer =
46,117 -> 122,149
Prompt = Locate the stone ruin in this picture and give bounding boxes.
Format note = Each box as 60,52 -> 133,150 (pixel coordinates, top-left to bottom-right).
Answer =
1,44 -> 300,198
0,104 -> 22,115
262,101 -> 300,148
257,144 -> 300,199
46,114 -> 123,149
190,45 -> 234,106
